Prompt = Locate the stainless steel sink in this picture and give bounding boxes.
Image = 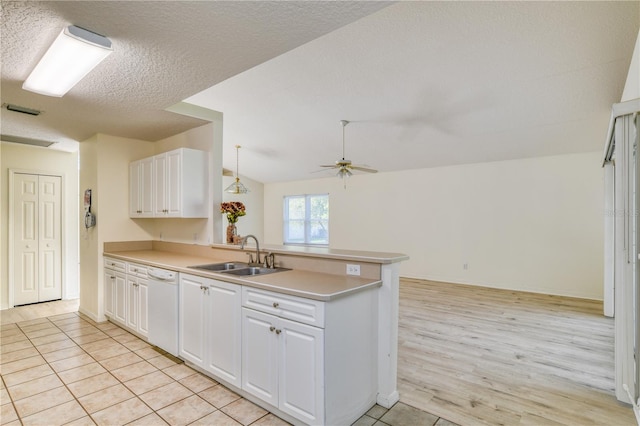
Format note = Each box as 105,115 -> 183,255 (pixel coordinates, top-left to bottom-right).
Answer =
188,262 -> 248,271
220,266 -> 290,276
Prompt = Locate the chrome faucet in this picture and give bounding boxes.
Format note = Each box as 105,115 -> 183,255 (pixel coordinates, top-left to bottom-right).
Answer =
241,235 -> 261,266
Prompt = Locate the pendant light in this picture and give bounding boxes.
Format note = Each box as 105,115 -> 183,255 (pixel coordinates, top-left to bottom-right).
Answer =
225,145 -> 250,194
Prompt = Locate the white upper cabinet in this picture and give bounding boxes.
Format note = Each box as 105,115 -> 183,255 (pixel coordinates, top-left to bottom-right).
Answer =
130,148 -> 208,219
130,157 -> 154,218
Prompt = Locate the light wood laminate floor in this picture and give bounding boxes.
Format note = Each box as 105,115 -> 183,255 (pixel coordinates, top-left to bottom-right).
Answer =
397,278 -> 635,426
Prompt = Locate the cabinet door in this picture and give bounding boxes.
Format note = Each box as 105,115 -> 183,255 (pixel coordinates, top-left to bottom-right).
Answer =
206,280 -> 241,387
242,308 -> 279,406
129,161 -> 141,217
104,270 -> 115,317
279,318 -> 324,425
139,157 -> 154,217
166,149 -> 182,217
137,278 -> 149,337
154,153 -> 167,216
179,274 -> 206,366
127,277 -> 139,331
114,273 -> 127,324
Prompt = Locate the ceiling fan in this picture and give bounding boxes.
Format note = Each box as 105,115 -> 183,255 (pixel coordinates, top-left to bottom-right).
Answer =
319,120 -> 377,187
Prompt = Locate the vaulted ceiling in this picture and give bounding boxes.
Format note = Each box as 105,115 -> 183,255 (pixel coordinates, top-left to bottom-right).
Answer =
2,1 -> 638,183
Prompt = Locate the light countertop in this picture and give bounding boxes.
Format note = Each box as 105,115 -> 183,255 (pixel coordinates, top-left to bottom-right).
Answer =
104,249 -> 382,301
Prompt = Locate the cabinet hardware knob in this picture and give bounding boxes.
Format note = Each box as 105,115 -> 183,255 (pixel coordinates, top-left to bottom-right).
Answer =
272,302 -> 279,308
275,329 -> 281,335
269,326 -> 275,332
110,276 -> 115,279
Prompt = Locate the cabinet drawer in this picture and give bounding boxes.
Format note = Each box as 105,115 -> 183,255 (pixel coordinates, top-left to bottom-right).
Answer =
127,262 -> 148,278
104,257 -> 126,272
242,287 -> 324,328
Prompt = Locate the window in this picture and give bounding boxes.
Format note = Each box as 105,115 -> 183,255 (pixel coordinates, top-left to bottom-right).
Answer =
283,194 -> 329,245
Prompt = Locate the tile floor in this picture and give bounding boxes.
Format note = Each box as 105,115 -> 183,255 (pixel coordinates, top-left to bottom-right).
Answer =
1,301 -> 457,426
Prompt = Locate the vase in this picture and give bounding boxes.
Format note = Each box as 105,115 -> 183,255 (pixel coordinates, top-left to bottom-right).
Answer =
226,223 -> 238,244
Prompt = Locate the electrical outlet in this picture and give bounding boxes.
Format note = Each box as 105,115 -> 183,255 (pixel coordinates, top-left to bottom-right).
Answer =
346,264 -> 361,276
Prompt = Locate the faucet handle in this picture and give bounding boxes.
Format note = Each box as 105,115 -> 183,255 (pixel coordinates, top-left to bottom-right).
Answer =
265,253 -> 276,268
246,252 -> 255,264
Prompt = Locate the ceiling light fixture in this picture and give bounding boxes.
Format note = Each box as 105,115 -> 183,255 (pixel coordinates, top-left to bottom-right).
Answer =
224,145 -> 250,194
23,25 -> 113,97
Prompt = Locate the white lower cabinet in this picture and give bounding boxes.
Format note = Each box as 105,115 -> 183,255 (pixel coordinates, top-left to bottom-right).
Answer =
103,258 -> 148,338
103,269 -> 124,319
126,275 -> 149,337
179,273 -> 242,388
242,307 -> 324,424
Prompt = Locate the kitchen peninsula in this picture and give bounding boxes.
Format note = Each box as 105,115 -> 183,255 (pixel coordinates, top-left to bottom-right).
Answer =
103,240 -> 408,425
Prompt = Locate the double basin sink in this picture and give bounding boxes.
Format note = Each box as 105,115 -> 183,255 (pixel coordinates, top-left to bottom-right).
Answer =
188,262 -> 289,276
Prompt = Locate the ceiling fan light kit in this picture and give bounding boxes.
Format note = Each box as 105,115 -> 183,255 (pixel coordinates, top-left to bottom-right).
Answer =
319,120 -> 377,188
225,145 -> 250,194
23,25 -> 113,97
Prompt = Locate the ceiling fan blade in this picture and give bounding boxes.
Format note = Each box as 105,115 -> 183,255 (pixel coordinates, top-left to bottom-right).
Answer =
319,165 -> 338,168
311,168 -> 335,174
350,165 -> 378,173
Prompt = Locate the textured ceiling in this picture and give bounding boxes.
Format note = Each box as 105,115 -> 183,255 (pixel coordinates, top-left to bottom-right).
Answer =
0,1 -> 390,151
186,1 -> 640,183
1,1 -> 638,183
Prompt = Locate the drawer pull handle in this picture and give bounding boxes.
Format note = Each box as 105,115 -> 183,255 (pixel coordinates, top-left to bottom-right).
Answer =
272,302 -> 279,308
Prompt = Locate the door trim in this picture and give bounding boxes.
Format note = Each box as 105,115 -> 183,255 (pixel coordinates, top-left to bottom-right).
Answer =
8,169 -> 66,308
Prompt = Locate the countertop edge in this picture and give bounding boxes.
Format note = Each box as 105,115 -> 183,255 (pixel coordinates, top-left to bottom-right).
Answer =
208,243 -> 410,264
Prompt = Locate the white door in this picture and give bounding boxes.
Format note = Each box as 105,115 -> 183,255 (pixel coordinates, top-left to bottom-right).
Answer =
104,270 -> 116,317
138,279 -> 149,337
127,277 -> 139,331
139,157 -> 154,216
129,161 -> 141,217
206,280 -> 242,387
279,318 -> 324,424
166,149 -> 182,216
13,173 -> 62,306
154,153 -> 167,216
179,274 -> 206,366
241,308 -> 279,406
114,274 -> 127,324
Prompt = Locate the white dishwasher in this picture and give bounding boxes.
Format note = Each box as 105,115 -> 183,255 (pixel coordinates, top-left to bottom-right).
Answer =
147,267 -> 179,356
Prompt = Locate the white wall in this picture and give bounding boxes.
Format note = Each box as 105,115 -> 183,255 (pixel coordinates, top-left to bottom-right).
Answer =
1,142 -> 80,309
264,151 -> 604,300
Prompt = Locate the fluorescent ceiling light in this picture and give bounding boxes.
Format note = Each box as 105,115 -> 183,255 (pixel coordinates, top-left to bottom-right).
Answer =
23,25 -> 113,97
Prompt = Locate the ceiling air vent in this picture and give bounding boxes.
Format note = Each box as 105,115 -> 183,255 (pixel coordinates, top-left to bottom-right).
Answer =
1,134 -> 56,148
4,103 -> 42,116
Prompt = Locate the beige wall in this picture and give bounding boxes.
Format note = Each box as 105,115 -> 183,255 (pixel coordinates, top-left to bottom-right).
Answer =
264,151 -> 604,300
1,142 -> 79,310
621,29 -> 640,102
79,134 -> 155,319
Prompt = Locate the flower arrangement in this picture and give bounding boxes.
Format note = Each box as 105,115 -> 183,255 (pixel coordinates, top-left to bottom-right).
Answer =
220,201 -> 246,224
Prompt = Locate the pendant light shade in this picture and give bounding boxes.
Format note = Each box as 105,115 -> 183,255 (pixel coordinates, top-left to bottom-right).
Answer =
23,25 -> 113,97
225,145 -> 250,194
